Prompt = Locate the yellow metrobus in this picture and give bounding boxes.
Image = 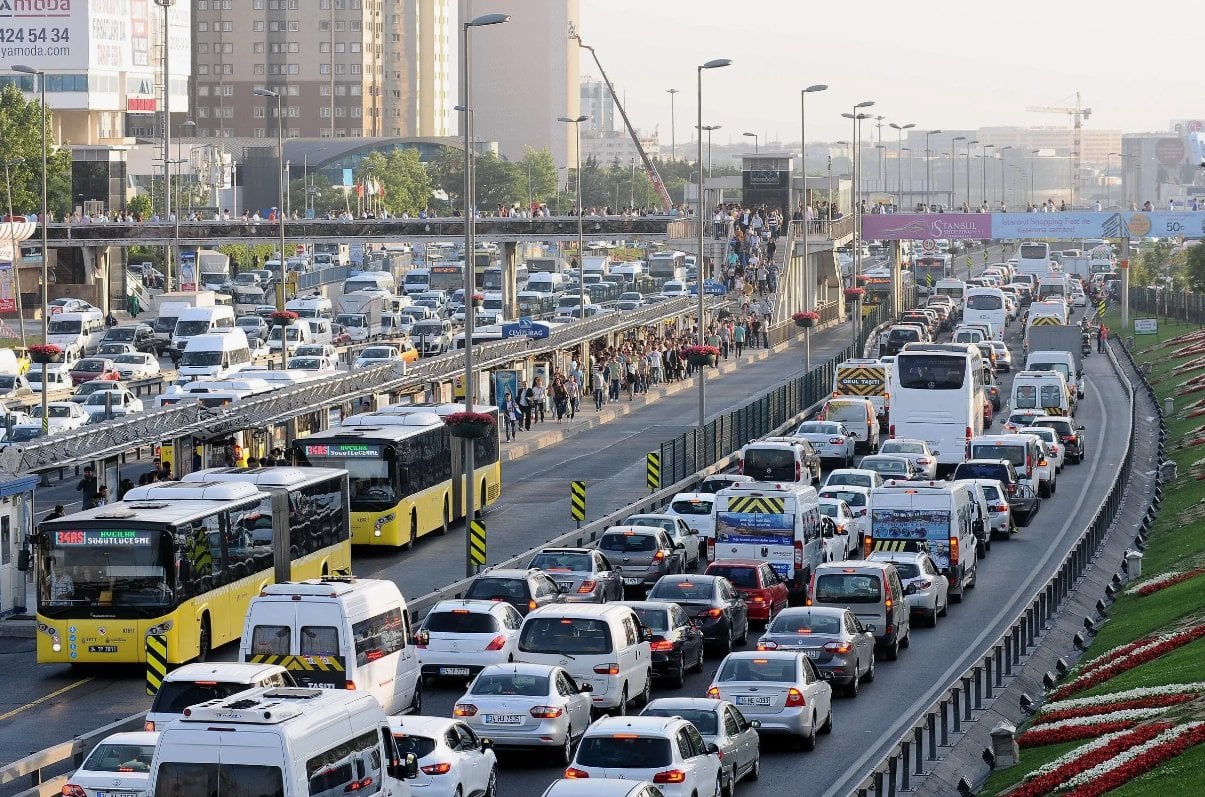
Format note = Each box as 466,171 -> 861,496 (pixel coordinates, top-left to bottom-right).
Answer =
291,404 -> 501,548
33,467 -> 352,665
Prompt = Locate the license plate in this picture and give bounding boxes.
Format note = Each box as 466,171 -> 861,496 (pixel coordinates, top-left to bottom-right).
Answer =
624,577 -> 642,585
105,792 -> 138,797
88,645 -> 118,653
440,667 -> 471,676
820,671 -> 834,680
484,714 -> 524,725
735,696 -> 773,706
803,650 -> 821,659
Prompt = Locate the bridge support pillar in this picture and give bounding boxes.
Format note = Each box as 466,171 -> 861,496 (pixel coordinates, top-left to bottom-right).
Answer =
502,242 -> 519,321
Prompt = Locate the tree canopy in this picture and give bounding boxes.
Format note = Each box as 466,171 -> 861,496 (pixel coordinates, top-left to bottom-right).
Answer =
0,85 -> 73,218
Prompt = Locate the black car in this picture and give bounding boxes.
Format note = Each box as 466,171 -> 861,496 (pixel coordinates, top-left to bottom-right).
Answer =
462,568 -> 565,615
646,574 -> 749,655
1034,417 -> 1087,464
101,323 -> 157,354
952,459 -> 1040,527
616,600 -> 705,687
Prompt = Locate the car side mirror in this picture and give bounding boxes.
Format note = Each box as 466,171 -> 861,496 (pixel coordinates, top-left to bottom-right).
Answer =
390,753 -> 419,781
822,528 -> 834,539
579,682 -> 593,693
480,738 -> 494,752
905,584 -> 917,595
675,542 -> 686,550
707,742 -> 721,755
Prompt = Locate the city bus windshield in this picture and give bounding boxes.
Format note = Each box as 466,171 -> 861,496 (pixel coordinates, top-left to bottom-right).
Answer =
39,528 -> 170,610
296,442 -> 397,510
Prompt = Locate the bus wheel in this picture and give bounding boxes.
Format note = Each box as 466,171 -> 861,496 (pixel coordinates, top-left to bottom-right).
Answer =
477,479 -> 487,518
440,498 -> 451,536
197,615 -> 212,662
404,511 -> 417,551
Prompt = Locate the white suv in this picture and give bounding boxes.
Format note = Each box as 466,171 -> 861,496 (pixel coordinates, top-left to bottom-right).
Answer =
565,715 -> 723,797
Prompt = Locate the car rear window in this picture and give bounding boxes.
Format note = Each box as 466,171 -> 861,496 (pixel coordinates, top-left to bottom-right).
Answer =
529,551 -> 591,572
980,484 -> 1003,501
465,577 -> 530,601
470,673 -> 549,696
630,607 -> 670,633
640,708 -> 718,735
743,448 -> 796,479
649,580 -> 715,602
670,499 -> 713,516
425,611 -> 498,634
599,532 -> 658,552
820,489 -> 866,507
970,444 -> 1025,467
391,734 -> 437,759
717,657 -> 797,682
824,403 -> 867,423
954,464 -> 1009,481
576,736 -> 672,768
768,613 -> 840,635
518,618 -> 613,655
824,474 -> 870,488
705,565 -> 757,588
83,742 -> 157,773
814,573 -> 883,604
891,562 -> 921,579
150,680 -> 256,714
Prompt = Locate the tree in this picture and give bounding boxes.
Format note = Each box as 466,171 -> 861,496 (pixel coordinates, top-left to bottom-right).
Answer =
0,85 -> 73,218
126,195 -> 153,221
356,147 -> 434,216
1185,243 -> 1205,292
517,147 -> 558,207
288,175 -> 348,218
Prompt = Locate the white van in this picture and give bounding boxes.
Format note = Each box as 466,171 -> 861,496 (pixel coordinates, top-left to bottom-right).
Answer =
147,687 -> 419,797
267,322 -> 315,354
401,268 -> 431,295
865,479 -> 978,602
818,397 -> 880,453
144,661 -> 296,730
172,305 -> 236,351
515,603 -> 653,714
1026,351 -> 1083,400
526,272 -> 566,295
345,271 -> 397,295
47,310 -> 105,357
240,577 -> 422,715
738,439 -> 821,484
177,330 -> 252,382
300,317 -> 334,346
712,481 -> 822,602
1010,370 -> 1073,417
285,296 -> 334,320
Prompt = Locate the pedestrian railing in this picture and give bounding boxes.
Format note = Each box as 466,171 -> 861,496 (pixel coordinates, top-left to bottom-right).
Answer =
1128,286 -> 1205,325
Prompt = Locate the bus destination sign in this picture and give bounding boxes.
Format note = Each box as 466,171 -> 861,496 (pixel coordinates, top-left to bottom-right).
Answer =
55,530 -> 154,547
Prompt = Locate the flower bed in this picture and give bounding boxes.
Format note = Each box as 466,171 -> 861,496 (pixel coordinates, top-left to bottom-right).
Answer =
1125,569 -> 1205,597
1009,723 -> 1173,796
1017,719 -> 1143,749
1034,693 -> 1197,725
1061,722 -> 1205,796
1051,625 -> 1205,701
1038,683 -> 1205,718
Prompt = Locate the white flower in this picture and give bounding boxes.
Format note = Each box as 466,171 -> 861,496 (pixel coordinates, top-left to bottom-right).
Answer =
1032,707 -> 1171,734
1125,571 -> 1188,596
1039,683 -> 1205,716
1060,722 -> 1205,791
1025,729 -> 1131,781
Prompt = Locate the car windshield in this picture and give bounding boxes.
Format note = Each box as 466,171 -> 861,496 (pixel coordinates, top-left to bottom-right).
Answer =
576,736 -> 673,768
896,354 -> 966,389
114,354 -> 144,364
82,742 -> 156,773
425,611 -> 497,634
151,680 -> 261,714
518,617 -> 613,655
529,552 -> 591,572
670,499 -> 712,516
971,444 -> 1025,467
0,375 -> 16,389
360,348 -> 393,359
84,392 -> 122,405
717,657 -> 797,682
769,612 -> 841,635
75,361 -> 104,372
470,672 -> 549,696
181,351 -> 223,367
641,708 -> 718,735
105,328 -> 136,341
599,533 -> 659,553
648,580 -> 714,602
705,565 -> 758,588
819,504 -> 840,518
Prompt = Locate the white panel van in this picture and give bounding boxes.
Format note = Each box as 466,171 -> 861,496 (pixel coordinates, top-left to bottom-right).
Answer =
172,305 -> 236,351
177,329 -> 252,382
47,310 -> 105,357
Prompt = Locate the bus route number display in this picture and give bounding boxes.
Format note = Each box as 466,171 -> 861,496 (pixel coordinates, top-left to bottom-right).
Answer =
55,530 -> 153,547
304,443 -> 380,458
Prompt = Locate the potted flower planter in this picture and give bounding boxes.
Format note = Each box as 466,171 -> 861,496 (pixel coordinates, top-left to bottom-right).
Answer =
792,312 -> 819,328
271,310 -> 299,326
28,344 -> 63,365
444,410 -> 497,439
683,345 -> 721,367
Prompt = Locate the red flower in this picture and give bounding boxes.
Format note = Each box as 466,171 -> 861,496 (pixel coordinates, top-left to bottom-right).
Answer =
792,311 -> 820,322
1062,723 -> 1205,797
682,345 -> 721,357
1017,720 -> 1137,748
1137,569 -> 1205,596
270,309 -> 299,323
1008,723 -> 1172,797
1050,625 -> 1205,701
844,287 -> 866,299
443,411 -> 496,427
1035,694 -> 1197,725
28,343 -> 62,356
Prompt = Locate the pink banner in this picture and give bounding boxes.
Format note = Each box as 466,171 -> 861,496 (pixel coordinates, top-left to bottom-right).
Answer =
861,213 -> 993,241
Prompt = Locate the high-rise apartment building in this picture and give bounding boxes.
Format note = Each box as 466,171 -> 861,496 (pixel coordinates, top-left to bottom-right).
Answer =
191,0 -> 450,139
459,0 -> 580,166
580,77 -> 614,135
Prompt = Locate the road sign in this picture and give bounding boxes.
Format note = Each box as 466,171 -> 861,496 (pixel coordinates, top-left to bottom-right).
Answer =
295,244 -> 305,256
146,634 -> 168,696
468,520 -> 487,567
1134,318 -> 1158,335
646,452 -> 661,491
921,239 -> 936,252
570,481 -> 586,522
501,317 -> 550,339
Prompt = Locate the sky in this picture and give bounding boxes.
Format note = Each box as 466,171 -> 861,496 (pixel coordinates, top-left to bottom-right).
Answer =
578,0 -> 1204,147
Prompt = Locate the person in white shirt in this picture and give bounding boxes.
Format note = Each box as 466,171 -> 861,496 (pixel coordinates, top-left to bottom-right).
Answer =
1094,200 -> 1102,211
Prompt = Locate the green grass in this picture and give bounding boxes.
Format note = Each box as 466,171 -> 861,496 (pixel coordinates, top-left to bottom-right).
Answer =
980,739 -> 1084,796
1106,738 -> 1205,796
1086,575 -> 1205,656
1081,634 -> 1205,697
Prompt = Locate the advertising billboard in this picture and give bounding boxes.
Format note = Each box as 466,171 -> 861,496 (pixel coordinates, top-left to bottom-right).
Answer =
861,211 -> 1205,241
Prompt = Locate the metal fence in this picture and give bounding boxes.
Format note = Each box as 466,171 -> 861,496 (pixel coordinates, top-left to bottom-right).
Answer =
656,303 -> 889,486
1128,286 -> 1205,325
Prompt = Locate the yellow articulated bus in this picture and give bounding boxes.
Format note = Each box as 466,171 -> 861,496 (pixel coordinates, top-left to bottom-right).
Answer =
292,404 -> 501,548
33,467 -> 351,665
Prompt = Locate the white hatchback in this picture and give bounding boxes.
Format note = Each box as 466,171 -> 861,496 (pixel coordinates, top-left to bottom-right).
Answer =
388,715 -> 498,797
877,438 -> 938,480
566,715 -> 723,797
417,599 -> 524,683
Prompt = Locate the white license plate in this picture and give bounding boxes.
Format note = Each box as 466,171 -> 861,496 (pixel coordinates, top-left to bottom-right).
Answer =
623,577 -> 642,585
484,714 -> 524,725
803,650 -> 821,659
105,792 -> 138,797
440,667 -> 471,676
735,695 -> 773,706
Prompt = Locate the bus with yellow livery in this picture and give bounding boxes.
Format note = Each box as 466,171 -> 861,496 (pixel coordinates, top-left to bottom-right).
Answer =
33,467 -> 351,665
291,404 -> 501,548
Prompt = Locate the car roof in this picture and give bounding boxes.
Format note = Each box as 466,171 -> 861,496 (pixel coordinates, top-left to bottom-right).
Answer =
542,779 -> 655,797
387,715 -> 457,737
537,547 -> 594,555
721,649 -> 803,662
476,662 -> 563,679
84,731 -> 160,750
603,525 -> 662,536
860,454 -> 911,463
164,661 -> 289,683
585,715 -> 686,736
643,697 -> 725,713
475,568 -> 535,579
670,492 -> 713,502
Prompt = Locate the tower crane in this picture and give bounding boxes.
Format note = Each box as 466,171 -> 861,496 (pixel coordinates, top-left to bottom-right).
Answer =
1027,92 -> 1091,207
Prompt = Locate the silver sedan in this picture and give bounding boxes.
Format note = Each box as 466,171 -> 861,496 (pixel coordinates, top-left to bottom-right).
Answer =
755,606 -> 875,698
793,421 -> 856,467
640,698 -> 760,794
707,651 -> 833,751
454,663 -> 593,765
876,439 -> 938,480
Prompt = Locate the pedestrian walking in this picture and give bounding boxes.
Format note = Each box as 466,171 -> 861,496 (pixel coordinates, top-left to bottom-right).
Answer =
1097,324 -> 1107,353
77,466 -> 99,510
592,362 -> 606,410
733,321 -> 746,356
531,377 -> 546,423
517,380 -> 534,430
566,376 -> 580,419
501,391 -> 519,441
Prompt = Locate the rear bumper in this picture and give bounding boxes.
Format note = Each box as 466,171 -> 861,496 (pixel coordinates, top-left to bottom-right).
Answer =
746,707 -> 812,736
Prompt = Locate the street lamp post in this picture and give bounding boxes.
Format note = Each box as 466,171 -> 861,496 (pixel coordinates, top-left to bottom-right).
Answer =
801,84 -> 828,373
889,123 -> 914,198
12,64 -> 48,434
843,101 -> 874,347
965,140 -> 978,209
3,157 -> 26,347
998,146 -> 1013,208
982,144 -> 994,207
924,129 -> 942,210
696,57 -> 733,430
558,114 -> 588,374
699,125 -> 721,178
951,136 -> 966,209
460,12 -> 510,578
253,88 -> 286,327
742,132 -> 758,153
666,88 -> 678,161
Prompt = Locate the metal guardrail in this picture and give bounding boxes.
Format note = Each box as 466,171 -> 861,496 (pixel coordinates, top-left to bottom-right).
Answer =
842,334 -> 1142,797
0,713 -> 146,797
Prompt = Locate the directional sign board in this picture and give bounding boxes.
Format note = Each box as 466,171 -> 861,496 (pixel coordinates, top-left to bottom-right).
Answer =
502,317 -> 551,339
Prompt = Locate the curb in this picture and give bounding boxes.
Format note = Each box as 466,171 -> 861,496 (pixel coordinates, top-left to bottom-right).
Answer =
0,618 -> 36,639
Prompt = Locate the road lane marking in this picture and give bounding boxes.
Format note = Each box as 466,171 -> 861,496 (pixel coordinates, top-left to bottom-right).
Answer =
0,678 -> 94,723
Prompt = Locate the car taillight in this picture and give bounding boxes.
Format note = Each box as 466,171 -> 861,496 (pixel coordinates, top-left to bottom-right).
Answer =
419,763 -> 451,776
830,437 -> 845,444
794,539 -> 804,567
706,687 -> 721,699
528,600 -> 538,611
917,458 -> 932,465
823,641 -> 852,654
889,423 -> 895,438
1061,435 -> 1074,443
62,786 -> 86,797
757,640 -> 778,650
577,580 -> 597,594
415,630 -> 429,648
564,767 -> 590,779
697,608 -> 723,619
653,550 -> 666,562
737,458 -> 744,474
650,638 -> 674,652
653,770 -> 687,785
530,705 -> 563,718
594,663 -> 620,675
863,537 -> 872,558
346,680 -> 357,690
747,594 -> 767,605
992,503 -> 1009,512
950,536 -> 960,566
795,461 -> 802,481
707,537 -> 716,562
785,687 -> 806,707
453,703 -> 478,717
484,634 -> 507,651
144,720 -> 156,731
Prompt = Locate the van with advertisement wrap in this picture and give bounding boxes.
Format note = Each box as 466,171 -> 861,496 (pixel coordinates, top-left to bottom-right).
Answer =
712,482 -> 821,603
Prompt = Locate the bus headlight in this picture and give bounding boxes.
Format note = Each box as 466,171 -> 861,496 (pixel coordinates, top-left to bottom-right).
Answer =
374,513 -> 395,537
147,621 -> 174,635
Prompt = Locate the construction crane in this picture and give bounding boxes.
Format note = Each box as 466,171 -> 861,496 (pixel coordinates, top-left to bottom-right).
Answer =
1027,92 -> 1091,207
570,25 -> 673,212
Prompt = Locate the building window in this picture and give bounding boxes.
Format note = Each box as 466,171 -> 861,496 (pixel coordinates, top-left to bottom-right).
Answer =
253,0 -> 264,7
253,42 -> 265,53
198,65 -> 210,75
335,20 -> 346,31
254,64 -> 265,75
319,85 -> 331,96
222,85 -> 233,96
350,64 -> 361,74
288,85 -> 299,96
198,85 -> 210,96
319,64 -> 330,75
198,0 -> 208,8
198,21 -> 208,32
254,128 -> 266,138
335,84 -> 346,95
289,42 -> 299,53
335,106 -> 345,117
223,21 -> 233,32
335,42 -> 345,53
288,128 -> 299,137
288,106 -> 299,117
320,106 -> 331,118
335,64 -> 346,74
319,20 -> 329,31
198,106 -> 210,118
223,64 -> 233,75
198,43 -> 209,54
351,107 -> 361,118
350,42 -> 361,53
320,0 -> 330,7
254,106 -> 265,118
319,42 -> 330,53
289,21 -> 299,31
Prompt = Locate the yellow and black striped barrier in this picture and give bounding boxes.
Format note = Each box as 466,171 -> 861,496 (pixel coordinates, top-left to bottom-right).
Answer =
570,481 -> 586,524
247,654 -> 346,673
871,539 -> 918,552
646,452 -> 661,492
469,520 -> 487,567
146,634 -> 168,696
727,496 -> 786,514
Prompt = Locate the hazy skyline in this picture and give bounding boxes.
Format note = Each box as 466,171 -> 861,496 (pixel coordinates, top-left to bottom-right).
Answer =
577,0 -> 1201,148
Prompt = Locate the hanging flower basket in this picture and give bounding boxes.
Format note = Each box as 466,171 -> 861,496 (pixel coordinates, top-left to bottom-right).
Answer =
792,311 -> 820,328
270,310 -> 299,326
844,287 -> 866,302
444,410 -> 497,439
471,293 -> 485,308
683,345 -> 721,367
28,344 -> 63,364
